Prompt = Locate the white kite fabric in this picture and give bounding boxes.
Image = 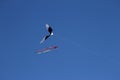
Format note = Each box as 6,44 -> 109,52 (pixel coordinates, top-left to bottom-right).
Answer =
36,24 -> 58,54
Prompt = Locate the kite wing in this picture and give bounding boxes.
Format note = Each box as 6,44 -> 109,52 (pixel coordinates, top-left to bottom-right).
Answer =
46,24 -> 53,35
36,45 -> 58,54
40,34 -> 50,44
40,24 -> 53,44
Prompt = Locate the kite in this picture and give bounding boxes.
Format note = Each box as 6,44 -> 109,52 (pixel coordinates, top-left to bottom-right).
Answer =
40,24 -> 53,44
36,45 -> 58,54
36,24 -> 58,54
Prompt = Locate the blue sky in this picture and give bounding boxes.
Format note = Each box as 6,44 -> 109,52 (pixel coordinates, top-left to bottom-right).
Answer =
0,0 -> 120,80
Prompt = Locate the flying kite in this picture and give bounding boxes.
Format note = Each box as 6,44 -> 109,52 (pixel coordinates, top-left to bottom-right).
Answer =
40,24 -> 53,44
36,24 -> 58,54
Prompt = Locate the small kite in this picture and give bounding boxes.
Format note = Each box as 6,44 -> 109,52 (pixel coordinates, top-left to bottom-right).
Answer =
36,24 -> 58,54
36,45 -> 58,54
40,24 -> 53,44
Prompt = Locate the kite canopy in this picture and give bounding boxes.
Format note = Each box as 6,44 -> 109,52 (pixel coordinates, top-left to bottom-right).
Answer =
40,24 -> 53,44
46,24 -> 53,35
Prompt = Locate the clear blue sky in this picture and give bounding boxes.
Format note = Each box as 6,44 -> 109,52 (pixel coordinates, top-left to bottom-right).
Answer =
0,0 -> 120,80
